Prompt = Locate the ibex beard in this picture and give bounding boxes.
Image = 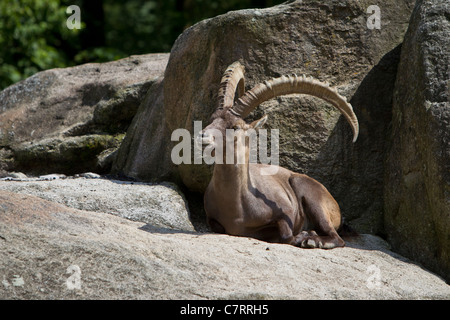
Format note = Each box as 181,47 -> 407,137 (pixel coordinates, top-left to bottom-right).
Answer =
198,61 -> 359,249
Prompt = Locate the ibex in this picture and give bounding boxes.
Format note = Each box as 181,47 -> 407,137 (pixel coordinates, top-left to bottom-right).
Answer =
197,61 -> 359,249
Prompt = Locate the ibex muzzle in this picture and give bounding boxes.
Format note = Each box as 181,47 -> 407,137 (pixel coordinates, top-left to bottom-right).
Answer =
200,61 -> 358,249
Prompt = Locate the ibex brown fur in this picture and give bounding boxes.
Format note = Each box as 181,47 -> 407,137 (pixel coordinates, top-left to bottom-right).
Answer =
198,61 -> 359,249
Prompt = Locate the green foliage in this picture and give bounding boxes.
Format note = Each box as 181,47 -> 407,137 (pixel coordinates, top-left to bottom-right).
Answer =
0,0 -> 285,90
0,0 -> 75,88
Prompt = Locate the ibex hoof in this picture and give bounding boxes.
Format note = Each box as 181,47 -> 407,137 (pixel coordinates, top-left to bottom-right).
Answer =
295,230 -> 336,249
302,238 -> 321,248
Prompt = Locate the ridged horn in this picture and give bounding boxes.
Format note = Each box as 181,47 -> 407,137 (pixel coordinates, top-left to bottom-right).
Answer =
217,61 -> 245,110
231,74 -> 359,142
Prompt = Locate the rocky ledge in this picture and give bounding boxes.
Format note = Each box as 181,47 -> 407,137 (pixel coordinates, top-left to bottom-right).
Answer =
0,178 -> 448,299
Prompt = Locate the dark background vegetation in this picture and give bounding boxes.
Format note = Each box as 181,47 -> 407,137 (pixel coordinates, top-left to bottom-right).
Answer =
0,0 -> 285,90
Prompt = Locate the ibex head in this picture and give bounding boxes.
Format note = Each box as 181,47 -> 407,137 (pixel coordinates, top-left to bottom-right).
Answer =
198,107 -> 268,164
197,61 -> 359,163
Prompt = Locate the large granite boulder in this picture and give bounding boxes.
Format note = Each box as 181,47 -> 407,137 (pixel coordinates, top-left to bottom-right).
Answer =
0,53 -> 168,175
384,0 -> 449,281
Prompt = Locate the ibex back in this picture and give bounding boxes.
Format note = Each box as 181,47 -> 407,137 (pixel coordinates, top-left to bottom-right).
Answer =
198,61 -> 359,249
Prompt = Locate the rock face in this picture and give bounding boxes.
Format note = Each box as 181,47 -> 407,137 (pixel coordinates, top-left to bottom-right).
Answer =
0,53 -> 168,175
111,78 -> 174,181
1,190 -> 448,299
113,0 -> 415,234
384,0 -> 450,281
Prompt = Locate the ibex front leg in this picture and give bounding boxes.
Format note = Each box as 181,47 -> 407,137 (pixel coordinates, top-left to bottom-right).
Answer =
277,217 -> 297,245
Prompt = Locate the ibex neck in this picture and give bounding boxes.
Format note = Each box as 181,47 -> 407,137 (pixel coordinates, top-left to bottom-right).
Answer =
212,162 -> 250,192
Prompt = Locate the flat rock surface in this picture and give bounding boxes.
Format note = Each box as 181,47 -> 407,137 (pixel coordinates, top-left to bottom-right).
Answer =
0,190 -> 448,299
0,177 -> 194,232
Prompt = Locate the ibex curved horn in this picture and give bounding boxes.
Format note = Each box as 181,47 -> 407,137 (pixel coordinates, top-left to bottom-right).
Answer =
231,74 -> 359,142
217,61 -> 245,110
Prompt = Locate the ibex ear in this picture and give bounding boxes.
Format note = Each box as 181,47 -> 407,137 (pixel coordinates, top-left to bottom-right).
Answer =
250,114 -> 268,129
